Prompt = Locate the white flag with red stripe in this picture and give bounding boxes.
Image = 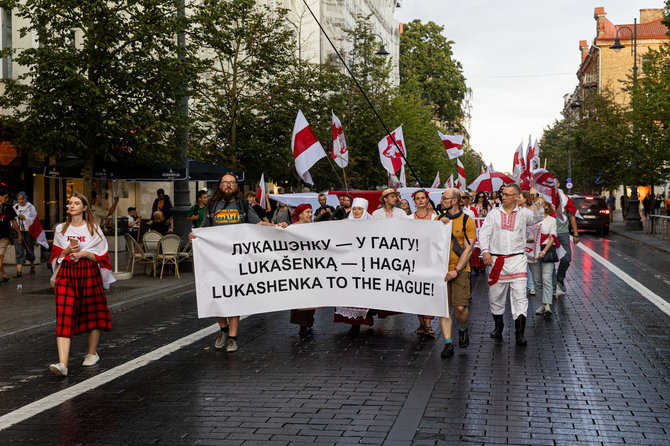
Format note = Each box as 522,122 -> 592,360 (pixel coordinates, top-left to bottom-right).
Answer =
292,110 -> 327,184
526,136 -> 539,172
444,173 -> 454,189
512,141 -> 526,181
487,163 -> 495,173
30,215 -> 49,249
456,159 -> 466,191
532,169 -> 559,210
331,112 -> 348,168
255,173 -> 267,209
377,126 -> 406,175
438,132 -> 464,159
431,171 -> 441,189
481,166 -> 486,175
399,164 -> 407,187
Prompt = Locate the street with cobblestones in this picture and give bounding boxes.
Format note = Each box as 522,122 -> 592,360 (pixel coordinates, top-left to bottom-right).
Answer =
1,224 -> 669,445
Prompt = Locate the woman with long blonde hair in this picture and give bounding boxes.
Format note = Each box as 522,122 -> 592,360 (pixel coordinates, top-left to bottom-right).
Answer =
48,192 -> 115,376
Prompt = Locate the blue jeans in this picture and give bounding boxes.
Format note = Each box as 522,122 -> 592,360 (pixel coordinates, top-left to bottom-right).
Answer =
13,231 -> 34,265
527,264 -> 535,291
529,260 -> 554,305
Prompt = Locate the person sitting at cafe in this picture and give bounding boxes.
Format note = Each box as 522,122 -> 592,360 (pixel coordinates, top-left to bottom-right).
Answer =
149,210 -> 171,236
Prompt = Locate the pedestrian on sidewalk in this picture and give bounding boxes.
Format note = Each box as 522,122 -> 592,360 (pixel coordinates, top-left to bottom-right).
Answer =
479,184 -> 543,346
520,191 -> 536,296
437,188 -> 476,358
12,191 -> 37,277
49,192 -> 115,377
190,173 -> 286,353
0,188 -> 21,284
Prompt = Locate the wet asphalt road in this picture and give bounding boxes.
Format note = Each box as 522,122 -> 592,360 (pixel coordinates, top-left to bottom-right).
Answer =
1,232 -> 669,445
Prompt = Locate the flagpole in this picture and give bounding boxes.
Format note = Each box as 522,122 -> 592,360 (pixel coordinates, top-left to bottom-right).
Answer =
342,168 -> 349,192
325,155 -> 346,189
300,0 -> 423,188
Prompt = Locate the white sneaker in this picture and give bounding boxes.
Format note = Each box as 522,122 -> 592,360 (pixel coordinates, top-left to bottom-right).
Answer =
82,353 -> 100,366
49,362 -> 68,376
556,284 -> 566,296
535,305 -> 545,315
226,339 -> 238,352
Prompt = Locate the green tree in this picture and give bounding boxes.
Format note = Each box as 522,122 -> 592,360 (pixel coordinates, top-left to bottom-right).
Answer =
399,20 -> 467,128
0,0 -> 198,196
663,0 -> 670,36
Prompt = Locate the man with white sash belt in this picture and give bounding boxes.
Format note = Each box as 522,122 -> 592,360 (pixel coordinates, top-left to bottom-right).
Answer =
479,183 -> 543,346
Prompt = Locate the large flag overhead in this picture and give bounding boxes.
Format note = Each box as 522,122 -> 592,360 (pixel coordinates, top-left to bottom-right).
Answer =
431,171 -> 441,189
456,159 -> 466,191
292,110 -> 327,184
377,126 -> 406,175
512,141 -> 526,181
255,173 -> 267,210
438,132 -> 464,159
331,112 -> 348,168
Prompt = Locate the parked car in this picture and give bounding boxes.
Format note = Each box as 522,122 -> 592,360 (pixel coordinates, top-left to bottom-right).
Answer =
571,194 -> 610,235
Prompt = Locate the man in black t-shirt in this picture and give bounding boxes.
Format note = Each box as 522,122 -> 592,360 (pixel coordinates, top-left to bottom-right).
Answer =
244,192 -> 269,223
314,193 -> 335,222
333,193 -> 353,220
0,189 -> 21,283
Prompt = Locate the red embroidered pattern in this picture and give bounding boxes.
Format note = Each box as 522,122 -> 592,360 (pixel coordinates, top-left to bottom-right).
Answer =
498,272 -> 527,281
500,211 -> 517,231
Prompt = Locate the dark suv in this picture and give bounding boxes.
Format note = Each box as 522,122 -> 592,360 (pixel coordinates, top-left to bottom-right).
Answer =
571,194 -> 610,235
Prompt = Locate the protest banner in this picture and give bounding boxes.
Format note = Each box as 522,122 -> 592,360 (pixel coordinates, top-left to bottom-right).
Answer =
192,219 -> 451,318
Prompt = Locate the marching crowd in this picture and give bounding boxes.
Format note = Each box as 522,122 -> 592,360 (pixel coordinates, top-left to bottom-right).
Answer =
0,173 -> 582,377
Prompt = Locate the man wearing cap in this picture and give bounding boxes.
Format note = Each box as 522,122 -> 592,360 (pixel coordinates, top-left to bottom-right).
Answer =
372,189 -> 409,219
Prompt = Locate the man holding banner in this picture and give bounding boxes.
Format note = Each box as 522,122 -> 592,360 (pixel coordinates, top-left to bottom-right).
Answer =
191,173 -> 287,353
437,188 -> 476,358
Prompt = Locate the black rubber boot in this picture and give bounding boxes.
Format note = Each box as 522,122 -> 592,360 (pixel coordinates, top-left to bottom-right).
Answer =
515,315 -> 527,346
490,314 -> 504,339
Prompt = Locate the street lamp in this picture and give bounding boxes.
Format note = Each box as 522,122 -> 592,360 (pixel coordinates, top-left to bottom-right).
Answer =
610,19 -> 642,230
374,33 -> 390,56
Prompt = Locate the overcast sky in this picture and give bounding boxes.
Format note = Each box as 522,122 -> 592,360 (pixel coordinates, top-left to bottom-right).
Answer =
394,0 -> 665,176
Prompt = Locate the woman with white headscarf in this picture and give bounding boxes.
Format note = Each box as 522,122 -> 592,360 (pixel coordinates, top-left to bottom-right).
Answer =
336,198 -> 373,333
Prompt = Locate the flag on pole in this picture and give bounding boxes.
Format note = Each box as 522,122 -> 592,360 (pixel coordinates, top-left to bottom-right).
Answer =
431,171 -> 441,189
255,173 -> 267,209
437,132 -> 464,159
444,173 -> 454,189
29,215 -> 49,249
456,159 -> 466,191
512,141 -> 526,181
532,169 -> 559,208
292,110 -> 327,184
377,126 -> 406,175
399,164 -> 407,187
526,136 -> 539,172
487,162 -> 495,173
481,165 -> 486,175
331,112 -> 348,168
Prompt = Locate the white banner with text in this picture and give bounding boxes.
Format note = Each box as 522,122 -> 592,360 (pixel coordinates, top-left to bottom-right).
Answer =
193,219 -> 452,318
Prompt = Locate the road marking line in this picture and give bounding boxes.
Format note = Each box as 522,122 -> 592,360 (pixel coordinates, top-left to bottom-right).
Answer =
577,244 -> 670,317
0,322 -> 219,431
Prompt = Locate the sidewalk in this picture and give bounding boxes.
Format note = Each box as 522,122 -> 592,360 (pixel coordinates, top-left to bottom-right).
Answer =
0,251 -> 195,339
608,211 -> 670,256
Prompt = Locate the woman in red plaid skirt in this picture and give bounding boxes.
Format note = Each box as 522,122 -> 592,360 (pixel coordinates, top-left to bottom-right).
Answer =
48,192 -> 115,377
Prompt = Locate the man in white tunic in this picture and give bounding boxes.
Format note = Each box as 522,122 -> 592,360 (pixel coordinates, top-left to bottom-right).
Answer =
479,183 -> 542,346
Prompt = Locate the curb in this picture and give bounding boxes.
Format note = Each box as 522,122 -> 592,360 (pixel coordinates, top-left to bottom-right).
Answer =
609,227 -> 670,257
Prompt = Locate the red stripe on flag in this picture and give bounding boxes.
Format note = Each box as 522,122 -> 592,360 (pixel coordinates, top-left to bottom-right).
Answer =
293,126 -> 319,158
442,140 -> 460,150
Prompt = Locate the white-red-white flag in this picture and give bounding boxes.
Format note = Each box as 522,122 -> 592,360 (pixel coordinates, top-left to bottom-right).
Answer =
487,162 -> 495,173
255,173 -> 267,209
292,110 -> 327,184
29,215 -> 49,249
399,164 -> 407,187
512,141 -> 526,181
438,132 -> 464,159
481,165 -> 486,175
533,169 -> 559,209
444,174 -> 454,189
456,159 -> 466,191
331,112 -> 348,168
377,126 -> 406,175
431,171 -> 441,189
526,136 -> 539,172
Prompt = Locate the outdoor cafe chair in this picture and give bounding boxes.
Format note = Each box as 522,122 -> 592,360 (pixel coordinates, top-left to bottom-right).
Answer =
142,230 -> 163,276
157,234 -> 182,279
125,233 -> 155,276
179,240 -> 193,266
